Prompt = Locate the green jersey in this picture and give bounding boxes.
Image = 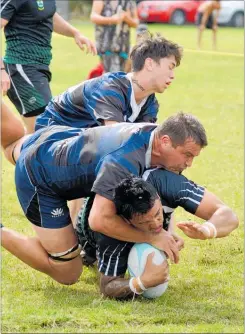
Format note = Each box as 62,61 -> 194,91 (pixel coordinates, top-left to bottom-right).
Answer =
1,0 -> 56,65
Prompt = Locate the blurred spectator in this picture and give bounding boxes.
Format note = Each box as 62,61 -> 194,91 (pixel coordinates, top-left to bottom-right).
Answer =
90,0 -> 139,73
87,22 -> 147,80
196,0 -> 221,50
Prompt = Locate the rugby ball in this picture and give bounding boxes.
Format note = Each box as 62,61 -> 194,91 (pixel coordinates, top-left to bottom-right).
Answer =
127,243 -> 168,299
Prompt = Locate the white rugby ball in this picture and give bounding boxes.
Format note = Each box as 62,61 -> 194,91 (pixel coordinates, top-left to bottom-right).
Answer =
127,243 -> 168,299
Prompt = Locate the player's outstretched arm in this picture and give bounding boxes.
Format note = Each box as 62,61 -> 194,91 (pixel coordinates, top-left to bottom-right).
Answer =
177,189 -> 239,239
100,253 -> 169,299
53,13 -> 97,55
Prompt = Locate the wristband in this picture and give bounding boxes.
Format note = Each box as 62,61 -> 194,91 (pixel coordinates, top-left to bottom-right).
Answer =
137,276 -> 147,291
129,277 -> 143,295
1,67 -> 5,70
203,221 -> 217,238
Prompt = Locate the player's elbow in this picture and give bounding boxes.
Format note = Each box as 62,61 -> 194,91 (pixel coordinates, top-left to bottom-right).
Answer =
90,13 -> 98,24
224,206 -> 239,234
231,211 -> 239,230
88,211 -> 104,233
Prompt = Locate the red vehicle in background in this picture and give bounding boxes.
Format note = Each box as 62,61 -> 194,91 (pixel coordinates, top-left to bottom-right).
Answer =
137,1 -> 205,25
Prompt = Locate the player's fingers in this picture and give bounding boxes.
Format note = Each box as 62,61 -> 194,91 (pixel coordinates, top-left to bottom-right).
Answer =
146,252 -> 154,262
79,42 -> 85,52
177,221 -> 195,227
176,239 -> 184,250
176,224 -> 190,232
84,40 -> 92,54
163,247 -> 174,264
76,39 -> 85,51
89,42 -> 97,56
168,243 -> 179,264
186,224 -> 201,231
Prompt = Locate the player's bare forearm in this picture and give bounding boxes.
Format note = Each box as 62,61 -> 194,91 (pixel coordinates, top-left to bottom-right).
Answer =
206,205 -> 239,237
90,13 -> 114,25
123,14 -> 139,28
53,12 -> 79,37
100,274 -> 134,299
89,195 -> 150,243
193,190 -> 239,236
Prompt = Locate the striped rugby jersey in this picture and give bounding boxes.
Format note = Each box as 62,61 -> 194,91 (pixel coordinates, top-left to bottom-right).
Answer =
35,72 -> 159,130
77,168 -> 205,277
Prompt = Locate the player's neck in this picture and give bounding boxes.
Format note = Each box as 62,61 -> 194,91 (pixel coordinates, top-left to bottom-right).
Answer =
150,134 -> 164,168
131,72 -> 154,103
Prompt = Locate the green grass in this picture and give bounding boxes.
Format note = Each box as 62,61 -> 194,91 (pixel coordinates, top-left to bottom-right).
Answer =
1,23 -> 244,333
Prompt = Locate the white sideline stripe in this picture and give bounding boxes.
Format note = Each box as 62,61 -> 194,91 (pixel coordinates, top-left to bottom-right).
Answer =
6,64 -> 26,114
105,244 -> 120,276
113,243 -> 128,277
16,64 -> 34,87
185,48 -> 243,58
0,0 -> 11,13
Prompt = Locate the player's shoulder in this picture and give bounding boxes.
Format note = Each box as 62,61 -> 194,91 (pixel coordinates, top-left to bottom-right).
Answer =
105,71 -> 130,86
96,72 -> 131,97
144,168 -> 187,182
144,168 -> 204,195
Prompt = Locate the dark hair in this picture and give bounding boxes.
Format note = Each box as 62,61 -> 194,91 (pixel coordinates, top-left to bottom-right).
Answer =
130,32 -> 183,72
113,177 -> 158,220
156,112 -> 208,148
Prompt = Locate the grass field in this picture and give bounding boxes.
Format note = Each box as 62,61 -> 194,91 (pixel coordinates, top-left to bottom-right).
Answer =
1,23 -> 244,333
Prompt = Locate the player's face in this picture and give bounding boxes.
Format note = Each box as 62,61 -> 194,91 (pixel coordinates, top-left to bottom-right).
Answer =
129,198 -> 164,234
152,55 -> 176,93
161,138 -> 202,174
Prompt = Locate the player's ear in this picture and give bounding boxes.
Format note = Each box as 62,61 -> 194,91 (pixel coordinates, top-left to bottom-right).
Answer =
144,58 -> 154,72
160,135 -> 171,148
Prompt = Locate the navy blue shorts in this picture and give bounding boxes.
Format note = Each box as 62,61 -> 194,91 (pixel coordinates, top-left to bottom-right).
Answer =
15,153 -> 71,229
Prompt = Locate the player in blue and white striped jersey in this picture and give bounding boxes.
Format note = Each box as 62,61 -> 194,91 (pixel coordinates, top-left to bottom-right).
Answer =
2,110 -> 208,286
35,33 -> 183,130
76,170 -> 238,299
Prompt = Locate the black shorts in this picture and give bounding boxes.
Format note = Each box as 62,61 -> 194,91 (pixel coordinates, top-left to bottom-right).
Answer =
76,195 -> 134,277
4,63 -> 52,117
196,12 -> 213,29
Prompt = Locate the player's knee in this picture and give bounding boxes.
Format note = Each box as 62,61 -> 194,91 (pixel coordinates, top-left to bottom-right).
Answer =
48,243 -> 83,285
3,146 -> 16,165
55,269 -> 83,286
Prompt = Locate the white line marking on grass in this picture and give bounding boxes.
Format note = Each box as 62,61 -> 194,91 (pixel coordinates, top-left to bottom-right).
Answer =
185,48 -> 243,57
